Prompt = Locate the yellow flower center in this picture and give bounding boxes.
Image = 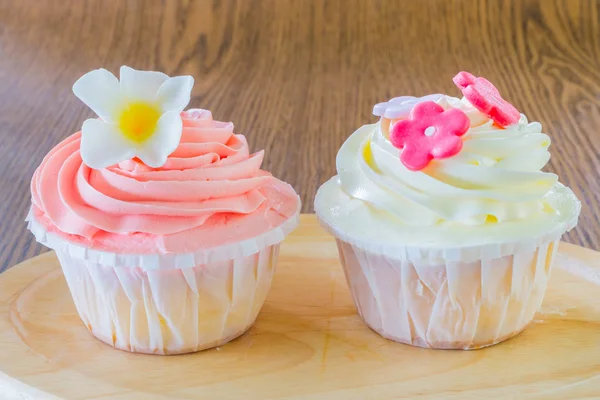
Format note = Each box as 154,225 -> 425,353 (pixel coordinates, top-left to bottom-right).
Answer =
118,102 -> 161,143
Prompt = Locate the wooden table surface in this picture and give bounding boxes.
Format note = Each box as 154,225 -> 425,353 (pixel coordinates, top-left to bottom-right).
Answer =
0,0 -> 599,273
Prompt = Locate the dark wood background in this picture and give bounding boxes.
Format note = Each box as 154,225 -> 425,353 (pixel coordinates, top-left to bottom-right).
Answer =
1,0 -> 599,272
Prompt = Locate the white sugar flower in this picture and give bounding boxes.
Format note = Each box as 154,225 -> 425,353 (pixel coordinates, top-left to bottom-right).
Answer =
73,66 -> 194,169
373,94 -> 443,119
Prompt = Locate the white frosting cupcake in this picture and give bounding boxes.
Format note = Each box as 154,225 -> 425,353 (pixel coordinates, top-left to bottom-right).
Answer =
315,72 -> 581,349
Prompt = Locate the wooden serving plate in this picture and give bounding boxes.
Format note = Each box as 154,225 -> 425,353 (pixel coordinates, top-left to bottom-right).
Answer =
1,215 -> 600,399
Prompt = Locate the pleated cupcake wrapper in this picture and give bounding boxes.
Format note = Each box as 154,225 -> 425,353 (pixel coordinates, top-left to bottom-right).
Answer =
25,205 -> 298,354
55,243 -> 281,355
317,202 -> 579,349
26,202 -> 300,270
316,208 -> 579,265
335,238 -> 559,349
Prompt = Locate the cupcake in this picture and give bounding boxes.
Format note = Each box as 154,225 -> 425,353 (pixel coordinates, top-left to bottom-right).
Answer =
315,72 -> 580,350
27,66 -> 300,355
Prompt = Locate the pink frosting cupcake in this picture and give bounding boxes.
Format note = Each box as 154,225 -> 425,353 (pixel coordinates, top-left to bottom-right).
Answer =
27,66 -> 300,354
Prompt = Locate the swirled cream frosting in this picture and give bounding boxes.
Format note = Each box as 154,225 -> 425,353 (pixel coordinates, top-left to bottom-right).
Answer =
31,109 -> 300,253
315,95 -> 580,247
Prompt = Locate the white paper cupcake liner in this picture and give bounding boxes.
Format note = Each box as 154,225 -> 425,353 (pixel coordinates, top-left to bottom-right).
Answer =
335,237 -> 559,349
27,205 -> 299,354
316,185 -> 580,349
56,243 -> 280,355
26,206 -> 299,354
26,203 -> 300,270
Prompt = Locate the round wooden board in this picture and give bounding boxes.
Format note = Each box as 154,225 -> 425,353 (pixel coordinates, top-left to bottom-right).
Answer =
1,215 -> 600,400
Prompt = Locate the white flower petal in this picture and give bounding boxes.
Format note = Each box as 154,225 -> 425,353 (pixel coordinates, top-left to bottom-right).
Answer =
80,119 -> 135,169
157,76 -> 194,113
72,69 -> 122,122
120,66 -> 169,102
135,110 -> 182,168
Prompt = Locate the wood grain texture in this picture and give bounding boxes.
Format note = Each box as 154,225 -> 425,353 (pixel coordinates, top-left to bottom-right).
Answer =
0,0 -> 599,272
1,215 -> 600,399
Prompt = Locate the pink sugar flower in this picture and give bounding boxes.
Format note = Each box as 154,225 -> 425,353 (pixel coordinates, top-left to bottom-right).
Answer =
390,101 -> 470,171
453,71 -> 520,127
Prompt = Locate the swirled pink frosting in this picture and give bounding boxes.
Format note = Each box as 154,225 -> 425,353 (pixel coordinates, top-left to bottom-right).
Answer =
31,109 -> 299,253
